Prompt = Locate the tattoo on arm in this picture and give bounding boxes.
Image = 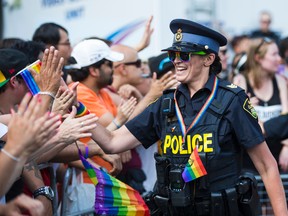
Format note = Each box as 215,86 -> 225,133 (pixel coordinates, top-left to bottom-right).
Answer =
24,160 -> 42,179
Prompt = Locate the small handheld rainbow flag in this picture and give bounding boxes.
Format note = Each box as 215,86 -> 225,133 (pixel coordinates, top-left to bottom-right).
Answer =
17,60 -> 41,95
182,147 -> 207,183
78,149 -> 149,216
75,101 -> 90,118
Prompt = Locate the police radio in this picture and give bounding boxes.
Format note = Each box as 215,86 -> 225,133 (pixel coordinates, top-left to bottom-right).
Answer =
169,168 -> 191,207
162,97 -> 175,117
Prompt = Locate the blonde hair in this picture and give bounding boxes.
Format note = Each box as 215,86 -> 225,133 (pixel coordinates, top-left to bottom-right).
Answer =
244,38 -> 274,89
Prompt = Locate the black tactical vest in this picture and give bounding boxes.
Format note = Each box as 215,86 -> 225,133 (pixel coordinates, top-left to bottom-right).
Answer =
159,81 -> 244,197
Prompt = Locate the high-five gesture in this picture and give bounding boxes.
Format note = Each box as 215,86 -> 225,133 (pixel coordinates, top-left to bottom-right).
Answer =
31,46 -> 64,96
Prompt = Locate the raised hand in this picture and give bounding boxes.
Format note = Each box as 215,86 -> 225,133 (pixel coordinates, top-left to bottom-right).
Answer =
7,93 -> 61,159
52,82 -> 79,115
57,106 -> 98,144
31,46 -> 64,95
134,15 -> 154,52
115,97 -> 137,125
147,71 -> 178,99
118,84 -> 143,101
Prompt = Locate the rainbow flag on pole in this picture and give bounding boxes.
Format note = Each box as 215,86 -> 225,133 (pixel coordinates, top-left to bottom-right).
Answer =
78,149 -> 149,216
182,147 -> 207,183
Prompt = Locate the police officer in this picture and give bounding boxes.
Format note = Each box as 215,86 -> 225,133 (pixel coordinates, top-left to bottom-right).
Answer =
90,19 -> 288,215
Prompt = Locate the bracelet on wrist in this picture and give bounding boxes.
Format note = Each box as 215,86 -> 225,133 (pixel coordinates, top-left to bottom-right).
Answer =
1,148 -> 21,162
37,91 -> 55,100
112,119 -> 121,129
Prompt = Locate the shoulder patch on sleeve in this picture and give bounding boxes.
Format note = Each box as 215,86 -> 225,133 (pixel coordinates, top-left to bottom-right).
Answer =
243,98 -> 258,119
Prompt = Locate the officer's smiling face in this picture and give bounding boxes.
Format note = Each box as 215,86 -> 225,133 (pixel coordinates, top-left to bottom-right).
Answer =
172,53 -> 208,84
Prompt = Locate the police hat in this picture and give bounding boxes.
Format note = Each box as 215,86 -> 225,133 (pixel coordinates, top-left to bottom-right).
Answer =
162,19 -> 227,54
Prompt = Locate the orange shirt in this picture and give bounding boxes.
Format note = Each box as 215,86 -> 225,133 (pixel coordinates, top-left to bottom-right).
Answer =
69,82 -> 118,183
76,83 -> 117,117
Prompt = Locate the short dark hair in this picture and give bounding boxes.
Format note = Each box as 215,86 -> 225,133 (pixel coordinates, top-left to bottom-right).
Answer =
11,41 -> 45,63
210,55 -> 222,74
0,75 -> 23,94
231,34 -> 249,51
32,22 -> 68,46
0,38 -> 24,49
68,58 -> 107,82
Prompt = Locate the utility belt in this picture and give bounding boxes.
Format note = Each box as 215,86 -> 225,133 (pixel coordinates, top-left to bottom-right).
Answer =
144,153 -> 260,216
146,188 -> 240,216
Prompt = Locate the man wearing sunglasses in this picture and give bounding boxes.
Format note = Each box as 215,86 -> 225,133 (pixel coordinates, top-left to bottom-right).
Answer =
106,44 -> 144,106
86,19 -> 288,216
105,44 -> 147,195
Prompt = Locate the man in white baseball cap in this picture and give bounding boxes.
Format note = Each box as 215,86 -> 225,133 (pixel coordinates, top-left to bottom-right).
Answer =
69,39 -> 124,69
67,39 -> 127,182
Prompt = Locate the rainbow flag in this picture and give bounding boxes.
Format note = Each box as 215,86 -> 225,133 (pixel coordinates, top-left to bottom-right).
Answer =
17,60 -> 41,95
182,147 -> 207,183
78,149 -> 150,216
75,101 -> 90,118
0,70 -> 9,87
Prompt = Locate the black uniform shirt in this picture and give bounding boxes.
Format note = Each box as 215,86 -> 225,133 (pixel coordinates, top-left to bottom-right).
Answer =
126,74 -> 265,151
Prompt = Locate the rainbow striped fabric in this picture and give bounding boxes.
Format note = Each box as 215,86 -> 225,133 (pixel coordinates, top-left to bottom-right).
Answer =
0,70 -> 8,87
78,149 -> 149,216
17,60 -> 41,95
106,19 -> 145,45
182,147 -> 207,183
75,101 -> 90,118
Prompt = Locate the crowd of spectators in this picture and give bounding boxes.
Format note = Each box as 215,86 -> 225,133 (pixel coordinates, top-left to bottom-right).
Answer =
1,10 -> 288,215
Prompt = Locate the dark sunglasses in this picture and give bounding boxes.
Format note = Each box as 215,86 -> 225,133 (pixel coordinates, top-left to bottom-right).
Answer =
255,37 -> 273,53
168,51 -> 206,62
124,59 -> 142,68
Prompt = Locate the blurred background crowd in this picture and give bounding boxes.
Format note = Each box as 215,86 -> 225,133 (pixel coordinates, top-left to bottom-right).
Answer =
1,0 -> 288,215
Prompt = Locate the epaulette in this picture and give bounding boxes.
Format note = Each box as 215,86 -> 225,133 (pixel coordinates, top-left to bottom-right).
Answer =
209,79 -> 244,115
218,79 -> 244,95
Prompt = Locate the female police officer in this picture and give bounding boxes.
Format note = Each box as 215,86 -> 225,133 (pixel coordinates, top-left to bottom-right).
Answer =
90,19 -> 287,215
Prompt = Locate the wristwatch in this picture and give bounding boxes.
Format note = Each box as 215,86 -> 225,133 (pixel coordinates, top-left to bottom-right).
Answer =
33,186 -> 54,201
